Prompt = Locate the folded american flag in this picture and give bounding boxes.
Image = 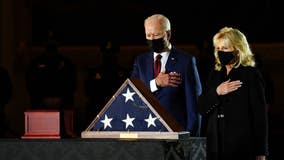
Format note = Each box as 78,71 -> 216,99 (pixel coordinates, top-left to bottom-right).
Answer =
88,78 -> 183,132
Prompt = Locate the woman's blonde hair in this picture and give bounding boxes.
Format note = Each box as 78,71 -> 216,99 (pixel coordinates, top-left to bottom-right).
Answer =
213,27 -> 255,71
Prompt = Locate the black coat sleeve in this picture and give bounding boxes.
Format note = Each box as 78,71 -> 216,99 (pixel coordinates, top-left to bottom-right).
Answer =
248,68 -> 269,155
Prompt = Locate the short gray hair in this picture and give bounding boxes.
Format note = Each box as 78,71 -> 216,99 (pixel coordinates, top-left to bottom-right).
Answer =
144,14 -> 171,31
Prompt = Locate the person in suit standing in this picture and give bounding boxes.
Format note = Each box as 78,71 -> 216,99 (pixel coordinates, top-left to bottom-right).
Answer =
26,30 -> 77,138
131,14 -> 202,136
198,27 -> 268,160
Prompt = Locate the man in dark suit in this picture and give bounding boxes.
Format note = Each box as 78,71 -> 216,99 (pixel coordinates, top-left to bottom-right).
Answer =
131,14 -> 202,136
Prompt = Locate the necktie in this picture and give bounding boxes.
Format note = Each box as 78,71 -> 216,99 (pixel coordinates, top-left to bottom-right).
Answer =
154,54 -> 162,77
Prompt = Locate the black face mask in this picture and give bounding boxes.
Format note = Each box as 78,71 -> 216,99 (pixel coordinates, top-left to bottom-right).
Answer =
147,37 -> 167,53
218,51 -> 235,66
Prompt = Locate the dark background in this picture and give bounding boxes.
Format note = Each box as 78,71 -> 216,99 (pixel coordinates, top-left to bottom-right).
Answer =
31,0 -> 283,46
30,2 -> 284,159
0,1 -> 282,159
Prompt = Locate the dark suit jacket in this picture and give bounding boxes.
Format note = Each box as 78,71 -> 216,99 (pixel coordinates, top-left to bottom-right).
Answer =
26,52 -> 77,109
198,66 -> 268,158
131,47 -> 202,135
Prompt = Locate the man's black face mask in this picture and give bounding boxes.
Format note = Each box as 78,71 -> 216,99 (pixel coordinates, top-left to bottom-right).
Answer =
147,37 -> 167,53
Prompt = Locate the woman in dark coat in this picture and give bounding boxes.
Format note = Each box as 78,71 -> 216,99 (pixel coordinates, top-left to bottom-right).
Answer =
198,27 -> 268,160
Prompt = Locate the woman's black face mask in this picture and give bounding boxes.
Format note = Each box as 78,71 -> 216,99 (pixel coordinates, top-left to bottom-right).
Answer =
147,37 -> 167,53
218,51 -> 236,66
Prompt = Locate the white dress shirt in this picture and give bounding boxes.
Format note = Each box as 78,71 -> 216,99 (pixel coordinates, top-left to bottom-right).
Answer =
150,44 -> 172,92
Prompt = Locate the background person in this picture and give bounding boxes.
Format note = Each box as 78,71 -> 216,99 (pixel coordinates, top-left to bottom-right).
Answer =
26,31 -> 77,137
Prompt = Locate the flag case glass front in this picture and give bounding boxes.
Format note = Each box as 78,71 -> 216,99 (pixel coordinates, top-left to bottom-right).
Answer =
81,78 -> 189,140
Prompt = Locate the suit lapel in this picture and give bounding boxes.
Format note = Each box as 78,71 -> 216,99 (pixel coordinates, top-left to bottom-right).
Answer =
165,49 -> 178,73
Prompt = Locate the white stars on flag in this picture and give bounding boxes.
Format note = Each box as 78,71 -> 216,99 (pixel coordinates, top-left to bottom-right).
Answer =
91,83 -> 168,131
144,113 -> 157,128
122,88 -> 135,103
100,114 -> 113,129
122,114 -> 135,129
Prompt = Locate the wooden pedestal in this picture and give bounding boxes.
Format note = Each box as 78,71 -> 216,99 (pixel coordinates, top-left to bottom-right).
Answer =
21,110 -> 60,139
